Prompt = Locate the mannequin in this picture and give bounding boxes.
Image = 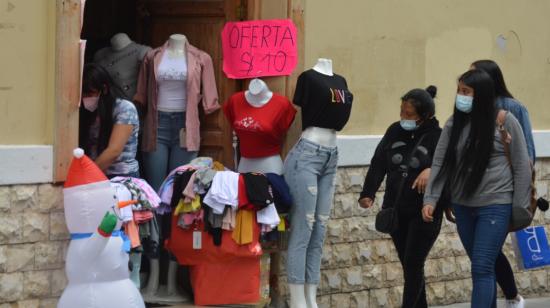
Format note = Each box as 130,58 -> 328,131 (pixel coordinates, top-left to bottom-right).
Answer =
302,58 -> 338,148
93,33 -> 151,100
286,58 -> 353,308
111,33 -> 132,51
135,33 -> 220,305
167,34 -> 187,57
238,79 -> 284,175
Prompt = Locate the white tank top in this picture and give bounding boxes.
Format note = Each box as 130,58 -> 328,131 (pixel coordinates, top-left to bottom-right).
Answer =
157,52 -> 188,112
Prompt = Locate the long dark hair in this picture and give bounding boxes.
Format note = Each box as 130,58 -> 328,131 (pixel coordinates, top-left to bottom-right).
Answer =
438,69 -> 497,197
79,63 -> 125,155
471,60 -> 514,99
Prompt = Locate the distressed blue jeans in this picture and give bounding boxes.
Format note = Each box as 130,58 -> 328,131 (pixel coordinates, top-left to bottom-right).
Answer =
453,203 -> 512,308
284,138 -> 338,284
143,111 -> 197,191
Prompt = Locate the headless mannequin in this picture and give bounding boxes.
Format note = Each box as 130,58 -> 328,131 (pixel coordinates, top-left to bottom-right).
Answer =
238,79 -> 284,175
142,34 -> 191,304
167,34 -> 187,58
110,33 -> 132,51
289,58 -> 338,308
301,58 -> 337,149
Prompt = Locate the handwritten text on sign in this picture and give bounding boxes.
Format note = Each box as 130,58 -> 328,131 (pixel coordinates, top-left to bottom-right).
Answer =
222,19 -> 298,79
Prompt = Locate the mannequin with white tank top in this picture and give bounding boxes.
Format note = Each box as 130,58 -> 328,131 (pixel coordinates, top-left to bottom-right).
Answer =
141,33 -> 192,305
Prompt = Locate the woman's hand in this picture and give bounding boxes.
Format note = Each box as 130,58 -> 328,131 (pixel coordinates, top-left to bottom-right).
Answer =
422,204 -> 434,222
412,168 -> 431,194
359,197 -> 374,209
445,208 -> 456,223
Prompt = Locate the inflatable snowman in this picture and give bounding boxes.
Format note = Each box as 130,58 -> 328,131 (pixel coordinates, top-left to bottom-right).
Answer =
58,149 -> 145,308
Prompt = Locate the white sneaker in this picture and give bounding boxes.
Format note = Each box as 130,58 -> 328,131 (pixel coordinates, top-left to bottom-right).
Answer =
505,295 -> 525,308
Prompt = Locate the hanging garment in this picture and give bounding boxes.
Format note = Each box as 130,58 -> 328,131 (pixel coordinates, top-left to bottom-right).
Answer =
203,171 -> 239,214
174,195 -> 201,216
232,210 -> 255,245
243,173 -> 274,210
257,203 -> 280,228
133,210 -> 154,224
222,207 -> 237,231
266,173 -> 293,213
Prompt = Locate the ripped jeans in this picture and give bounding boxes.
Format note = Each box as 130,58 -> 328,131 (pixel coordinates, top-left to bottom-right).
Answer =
284,138 -> 338,284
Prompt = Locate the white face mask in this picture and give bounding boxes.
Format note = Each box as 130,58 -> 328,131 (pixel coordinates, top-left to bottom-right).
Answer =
83,96 -> 100,112
400,119 -> 418,131
455,94 -> 473,113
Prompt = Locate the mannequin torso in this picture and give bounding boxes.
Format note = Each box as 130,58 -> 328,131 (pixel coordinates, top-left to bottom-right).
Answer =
167,34 -> 187,59
302,58 -> 337,148
110,33 -> 132,51
239,78 -> 283,174
157,34 -> 189,112
93,33 -> 151,100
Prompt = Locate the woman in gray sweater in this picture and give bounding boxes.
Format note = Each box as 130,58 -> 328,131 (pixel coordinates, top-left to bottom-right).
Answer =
421,69 -> 531,308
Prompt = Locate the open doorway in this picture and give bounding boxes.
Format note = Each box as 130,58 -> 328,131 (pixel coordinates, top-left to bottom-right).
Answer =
81,0 -> 241,168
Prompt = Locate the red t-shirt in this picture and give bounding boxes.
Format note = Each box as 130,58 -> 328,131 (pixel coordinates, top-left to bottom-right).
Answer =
223,92 -> 296,158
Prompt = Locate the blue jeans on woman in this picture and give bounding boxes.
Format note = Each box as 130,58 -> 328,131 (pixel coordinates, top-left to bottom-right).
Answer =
284,138 -> 338,284
143,112 -> 197,191
453,203 -> 512,308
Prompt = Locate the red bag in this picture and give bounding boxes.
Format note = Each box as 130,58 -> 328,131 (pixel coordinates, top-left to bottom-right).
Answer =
190,257 -> 261,306
166,214 -> 263,265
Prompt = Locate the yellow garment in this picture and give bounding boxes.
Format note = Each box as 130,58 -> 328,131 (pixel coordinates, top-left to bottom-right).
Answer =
277,215 -> 286,231
232,210 -> 254,245
212,161 -> 225,171
174,195 -> 201,216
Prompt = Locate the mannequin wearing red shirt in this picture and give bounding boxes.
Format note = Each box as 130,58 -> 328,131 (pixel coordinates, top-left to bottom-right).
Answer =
224,78 -> 296,175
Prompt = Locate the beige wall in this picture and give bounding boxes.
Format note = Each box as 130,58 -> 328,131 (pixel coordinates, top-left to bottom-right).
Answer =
304,0 -> 550,135
0,0 -> 56,144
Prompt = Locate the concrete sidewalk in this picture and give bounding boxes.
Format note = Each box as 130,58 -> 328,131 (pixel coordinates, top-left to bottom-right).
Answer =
433,297 -> 550,308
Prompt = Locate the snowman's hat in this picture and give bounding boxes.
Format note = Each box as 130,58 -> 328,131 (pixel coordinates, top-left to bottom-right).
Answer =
64,148 -> 108,188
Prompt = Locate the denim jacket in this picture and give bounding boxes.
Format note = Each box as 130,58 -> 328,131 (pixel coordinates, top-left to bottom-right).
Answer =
495,97 -> 536,163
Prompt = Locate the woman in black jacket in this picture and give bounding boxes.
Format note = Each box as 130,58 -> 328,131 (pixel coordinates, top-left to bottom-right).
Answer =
359,86 -> 443,308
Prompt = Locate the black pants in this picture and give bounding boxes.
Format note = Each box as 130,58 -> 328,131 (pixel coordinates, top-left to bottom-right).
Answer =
496,250 -> 518,299
391,210 -> 442,308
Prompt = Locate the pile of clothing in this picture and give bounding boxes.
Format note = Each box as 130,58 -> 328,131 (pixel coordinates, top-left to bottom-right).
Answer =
157,157 -> 292,248
110,177 -> 161,257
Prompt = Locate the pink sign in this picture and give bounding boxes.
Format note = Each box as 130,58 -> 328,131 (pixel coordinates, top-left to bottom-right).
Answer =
222,19 -> 298,79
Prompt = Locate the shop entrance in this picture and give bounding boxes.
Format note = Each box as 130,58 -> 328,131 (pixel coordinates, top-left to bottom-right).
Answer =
81,0 -> 243,169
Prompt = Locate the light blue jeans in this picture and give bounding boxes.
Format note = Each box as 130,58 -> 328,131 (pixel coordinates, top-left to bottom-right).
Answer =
143,111 -> 198,191
284,138 -> 338,284
453,203 -> 512,308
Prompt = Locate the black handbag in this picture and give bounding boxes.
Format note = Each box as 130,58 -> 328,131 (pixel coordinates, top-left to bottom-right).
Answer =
375,134 -> 427,234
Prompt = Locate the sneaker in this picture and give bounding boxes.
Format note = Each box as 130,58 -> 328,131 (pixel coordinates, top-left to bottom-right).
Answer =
505,295 -> 525,308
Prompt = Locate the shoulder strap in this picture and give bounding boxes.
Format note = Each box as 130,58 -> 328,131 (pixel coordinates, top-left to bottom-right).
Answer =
496,110 -> 512,165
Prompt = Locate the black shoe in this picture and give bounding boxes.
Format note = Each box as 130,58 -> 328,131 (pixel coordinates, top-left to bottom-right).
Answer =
537,197 -> 549,212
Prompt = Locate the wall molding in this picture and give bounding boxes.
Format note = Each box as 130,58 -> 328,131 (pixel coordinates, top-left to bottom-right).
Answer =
337,130 -> 550,167
0,146 -> 53,185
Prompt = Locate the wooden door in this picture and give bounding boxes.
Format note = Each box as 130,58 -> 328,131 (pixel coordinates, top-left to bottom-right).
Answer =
137,0 -> 243,168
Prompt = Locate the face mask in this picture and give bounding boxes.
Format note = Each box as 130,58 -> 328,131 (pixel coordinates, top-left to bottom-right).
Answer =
83,96 -> 100,112
400,119 -> 418,131
455,94 -> 473,113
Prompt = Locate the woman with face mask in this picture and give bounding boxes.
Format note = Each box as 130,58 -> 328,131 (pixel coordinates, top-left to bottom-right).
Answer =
359,85 -> 443,308
422,69 -> 532,308
79,63 -> 140,178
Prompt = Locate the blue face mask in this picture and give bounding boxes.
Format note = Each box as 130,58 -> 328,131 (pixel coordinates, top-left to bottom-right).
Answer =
455,94 -> 473,113
400,119 -> 418,131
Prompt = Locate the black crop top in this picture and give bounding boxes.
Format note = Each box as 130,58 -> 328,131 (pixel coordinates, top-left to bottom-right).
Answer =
293,69 -> 353,131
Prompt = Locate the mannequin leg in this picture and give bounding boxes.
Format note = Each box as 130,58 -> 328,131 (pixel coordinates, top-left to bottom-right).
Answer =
304,284 -> 318,308
129,251 -> 142,289
162,260 -> 191,302
142,257 -> 160,298
288,283 -> 307,308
